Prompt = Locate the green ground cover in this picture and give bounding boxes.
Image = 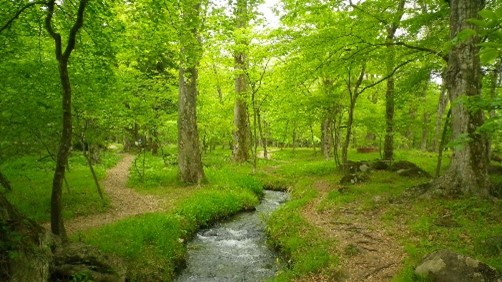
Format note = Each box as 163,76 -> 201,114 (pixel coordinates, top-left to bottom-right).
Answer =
1,151 -> 120,222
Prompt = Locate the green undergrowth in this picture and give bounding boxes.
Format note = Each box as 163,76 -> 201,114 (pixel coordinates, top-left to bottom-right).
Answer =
266,182 -> 339,281
78,149 -> 263,281
1,151 -> 120,222
259,148 -> 500,281
391,196 -> 502,281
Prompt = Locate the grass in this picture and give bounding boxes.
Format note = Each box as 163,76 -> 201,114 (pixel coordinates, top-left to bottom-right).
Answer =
266,183 -> 339,281
1,151 -> 120,222
76,148 -> 264,281
258,147 -> 501,281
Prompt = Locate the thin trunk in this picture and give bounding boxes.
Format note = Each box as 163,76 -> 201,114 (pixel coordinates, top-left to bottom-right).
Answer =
45,0 -> 88,241
421,111 -> 429,151
0,170 -> 12,191
342,65 -> 365,165
252,90 -> 258,172
436,108 -> 451,178
433,71 -> 449,151
436,0 -> 490,197
342,101 -> 355,164
310,123 -> 316,152
81,139 -> 104,201
257,108 -> 267,159
420,78 -> 430,151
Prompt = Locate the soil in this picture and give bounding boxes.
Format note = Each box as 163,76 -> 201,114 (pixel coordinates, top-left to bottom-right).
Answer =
298,180 -> 405,282
45,154 -> 165,235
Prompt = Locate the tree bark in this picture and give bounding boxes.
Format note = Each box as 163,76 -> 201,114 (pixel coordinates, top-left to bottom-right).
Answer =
383,0 -> 406,161
342,64 -> 365,165
321,115 -> 332,160
177,0 -> 205,184
435,0 -> 490,197
45,0 -> 88,241
232,0 -> 250,163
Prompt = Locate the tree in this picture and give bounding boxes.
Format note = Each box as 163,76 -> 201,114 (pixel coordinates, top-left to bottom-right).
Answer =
434,0 -> 490,196
177,0 -> 205,183
232,0 -> 252,162
45,0 -> 89,241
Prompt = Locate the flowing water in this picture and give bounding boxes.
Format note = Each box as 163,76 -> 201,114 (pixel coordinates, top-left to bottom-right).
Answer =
176,190 -> 288,282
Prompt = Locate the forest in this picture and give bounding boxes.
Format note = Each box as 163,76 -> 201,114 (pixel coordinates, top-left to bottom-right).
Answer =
0,0 -> 501,281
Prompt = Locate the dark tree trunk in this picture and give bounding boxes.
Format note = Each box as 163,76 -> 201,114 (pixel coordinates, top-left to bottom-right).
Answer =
433,71 -> 449,151
435,0 -> 490,197
383,43 -> 396,160
45,0 -> 88,241
177,0 -> 205,184
421,111 -> 429,151
342,65 -> 365,165
232,0 -> 250,163
342,101 -> 356,165
0,170 -> 12,191
383,0 -> 406,161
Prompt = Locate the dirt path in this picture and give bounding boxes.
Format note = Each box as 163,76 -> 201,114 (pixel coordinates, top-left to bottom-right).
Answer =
299,180 -> 405,282
63,154 -> 165,235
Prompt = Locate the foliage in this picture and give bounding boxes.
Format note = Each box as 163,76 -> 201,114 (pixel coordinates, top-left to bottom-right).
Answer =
1,152 -> 120,222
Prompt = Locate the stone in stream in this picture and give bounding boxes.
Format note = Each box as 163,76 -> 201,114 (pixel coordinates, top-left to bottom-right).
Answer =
415,249 -> 502,282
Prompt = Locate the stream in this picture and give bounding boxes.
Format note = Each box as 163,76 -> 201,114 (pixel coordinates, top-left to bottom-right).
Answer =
175,190 -> 288,282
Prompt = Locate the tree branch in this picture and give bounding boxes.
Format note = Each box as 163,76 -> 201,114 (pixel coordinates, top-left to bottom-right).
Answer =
358,57 -> 416,96
0,1 -> 47,34
64,0 -> 89,59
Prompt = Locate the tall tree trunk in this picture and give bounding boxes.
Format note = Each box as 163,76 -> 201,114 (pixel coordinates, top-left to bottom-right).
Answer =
232,0 -> 250,163
45,0 -> 88,241
383,0 -> 406,161
435,0 -> 490,197
177,0 -> 205,184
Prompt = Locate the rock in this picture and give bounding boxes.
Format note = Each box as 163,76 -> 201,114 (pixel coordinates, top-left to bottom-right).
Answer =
371,160 -> 389,170
1,194 -> 53,282
359,164 -> 370,172
415,249 -> 502,282
390,161 -> 431,178
340,173 -> 369,185
343,161 -> 370,173
51,243 -> 126,282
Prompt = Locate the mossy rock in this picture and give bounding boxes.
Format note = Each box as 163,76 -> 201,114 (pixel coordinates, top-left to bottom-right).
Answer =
340,173 -> 369,185
390,161 -> 431,178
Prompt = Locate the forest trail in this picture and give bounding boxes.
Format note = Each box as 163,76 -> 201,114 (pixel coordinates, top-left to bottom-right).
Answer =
62,154 -> 165,235
298,180 -> 405,282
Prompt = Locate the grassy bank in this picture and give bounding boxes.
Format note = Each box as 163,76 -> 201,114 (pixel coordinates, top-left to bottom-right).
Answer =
260,148 -> 501,281
77,149 -> 264,281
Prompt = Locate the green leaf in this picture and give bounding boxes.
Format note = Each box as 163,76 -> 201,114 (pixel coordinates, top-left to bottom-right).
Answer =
479,9 -> 499,21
